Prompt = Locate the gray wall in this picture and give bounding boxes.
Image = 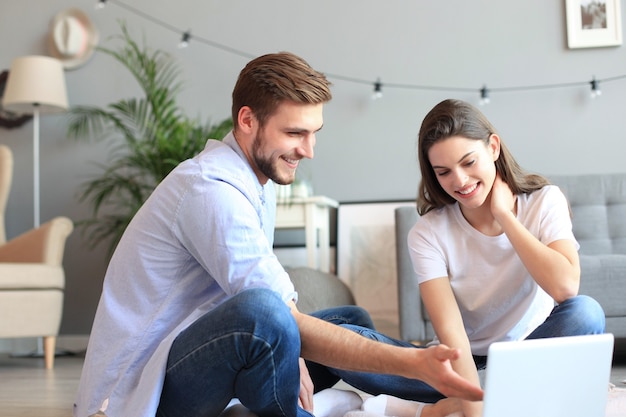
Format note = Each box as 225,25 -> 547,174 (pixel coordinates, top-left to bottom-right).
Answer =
1,0 -> 625,335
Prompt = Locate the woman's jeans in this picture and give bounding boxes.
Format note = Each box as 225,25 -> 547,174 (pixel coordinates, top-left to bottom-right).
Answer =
331,294 -> 607,403
156,290 -> 605,416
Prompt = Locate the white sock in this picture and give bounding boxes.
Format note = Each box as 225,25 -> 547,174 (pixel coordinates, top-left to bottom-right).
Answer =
361,395 -> 387,415
313,388 -> 363,417
362,395 -> 427,417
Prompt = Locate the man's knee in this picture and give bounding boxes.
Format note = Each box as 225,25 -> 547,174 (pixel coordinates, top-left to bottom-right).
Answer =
233,288 -> 286,313
232,288 -> 300,341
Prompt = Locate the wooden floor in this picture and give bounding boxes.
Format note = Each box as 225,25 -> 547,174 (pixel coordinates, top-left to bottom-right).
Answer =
0,353 -> 84,417
1,347 -> 626,417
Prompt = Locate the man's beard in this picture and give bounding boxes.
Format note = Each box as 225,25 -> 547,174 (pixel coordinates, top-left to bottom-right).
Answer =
252,131 -> 296,185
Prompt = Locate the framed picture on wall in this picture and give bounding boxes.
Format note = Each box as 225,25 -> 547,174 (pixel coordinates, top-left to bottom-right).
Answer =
565,0 -> 623,48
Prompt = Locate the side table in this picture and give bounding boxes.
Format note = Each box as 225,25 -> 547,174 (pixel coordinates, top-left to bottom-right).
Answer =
275,196 -> 339,273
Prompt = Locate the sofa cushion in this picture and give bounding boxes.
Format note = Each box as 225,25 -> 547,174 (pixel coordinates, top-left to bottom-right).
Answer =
549,174 -> 626,255
580,254 -> 626,317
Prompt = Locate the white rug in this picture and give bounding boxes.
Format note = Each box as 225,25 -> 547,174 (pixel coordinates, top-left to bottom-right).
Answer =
313,385 -> 626,417
606,384 -> 626,417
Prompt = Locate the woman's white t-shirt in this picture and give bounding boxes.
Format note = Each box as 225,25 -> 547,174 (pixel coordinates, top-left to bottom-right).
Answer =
408,185 -> 578,355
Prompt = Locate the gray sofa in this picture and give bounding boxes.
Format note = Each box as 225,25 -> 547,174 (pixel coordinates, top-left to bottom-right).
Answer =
395,173 -> 626,343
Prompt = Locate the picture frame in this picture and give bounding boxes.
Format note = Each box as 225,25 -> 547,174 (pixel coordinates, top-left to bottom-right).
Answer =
565,0 -> 623,48
336,200 -> 414,338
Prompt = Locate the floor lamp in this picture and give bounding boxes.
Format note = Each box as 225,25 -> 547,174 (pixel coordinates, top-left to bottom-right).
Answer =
2,55 -> 68,229
2,56 -> 68,357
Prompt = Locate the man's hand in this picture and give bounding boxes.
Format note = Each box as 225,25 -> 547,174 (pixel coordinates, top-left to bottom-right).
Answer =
298,358 -> 314,412
292,302 -> 482,402
416,344 -> 484,401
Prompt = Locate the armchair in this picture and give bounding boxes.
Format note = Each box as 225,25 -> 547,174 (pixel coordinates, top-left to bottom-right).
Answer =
0,144 -> 73,369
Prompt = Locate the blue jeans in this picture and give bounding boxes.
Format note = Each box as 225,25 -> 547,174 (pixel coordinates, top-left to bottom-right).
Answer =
330,294 -> 607,403
157,290 -> 605,415
525,295 -> 605,339
156,288 -> 374,417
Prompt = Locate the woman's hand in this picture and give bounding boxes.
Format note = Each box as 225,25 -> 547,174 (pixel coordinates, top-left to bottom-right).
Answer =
488,175 -> 580,302
490,174 -> 516,221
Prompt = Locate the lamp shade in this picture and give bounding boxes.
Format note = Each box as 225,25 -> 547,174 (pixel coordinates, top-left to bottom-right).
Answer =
2,56 -> 68,114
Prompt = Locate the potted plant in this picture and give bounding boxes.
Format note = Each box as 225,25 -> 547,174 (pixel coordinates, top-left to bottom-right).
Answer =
67,24 -> 232,256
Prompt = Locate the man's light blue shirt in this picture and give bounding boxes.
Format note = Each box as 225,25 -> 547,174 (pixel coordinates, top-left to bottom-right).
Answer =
74,132 -> 297,417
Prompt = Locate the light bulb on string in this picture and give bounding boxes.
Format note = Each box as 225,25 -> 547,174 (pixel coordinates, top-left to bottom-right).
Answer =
479,85 -> 490,105
590,77 -> 602,98
82,1 -> 626,101
178,31 -> 191,49
372,78 -> 383,100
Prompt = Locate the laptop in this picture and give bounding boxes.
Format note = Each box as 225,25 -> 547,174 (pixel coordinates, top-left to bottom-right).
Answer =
482,333 -> 614,417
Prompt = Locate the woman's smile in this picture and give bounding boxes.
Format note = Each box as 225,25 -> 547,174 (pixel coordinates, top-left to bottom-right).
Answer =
456,182 -> 480,197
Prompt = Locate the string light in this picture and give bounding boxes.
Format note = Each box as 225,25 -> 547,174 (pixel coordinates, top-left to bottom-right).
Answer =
178,31 -> 191,49
479,85 -> 490,105
97,0 -> 626,101
590,77 -> 602,98
372,78 -> 383,100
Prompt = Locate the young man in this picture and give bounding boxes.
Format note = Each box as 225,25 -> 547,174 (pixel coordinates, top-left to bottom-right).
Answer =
74,52 -> 482,417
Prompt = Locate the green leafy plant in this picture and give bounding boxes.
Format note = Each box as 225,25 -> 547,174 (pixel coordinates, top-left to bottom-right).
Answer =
67,24 -> 232,256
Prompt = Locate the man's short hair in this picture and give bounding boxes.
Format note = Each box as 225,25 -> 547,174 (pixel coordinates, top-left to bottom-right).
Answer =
232,52 -> 332,129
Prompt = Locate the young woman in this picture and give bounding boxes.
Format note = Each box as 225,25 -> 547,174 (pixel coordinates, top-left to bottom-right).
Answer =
351,98 -> 606,417
401,98 -> 605,417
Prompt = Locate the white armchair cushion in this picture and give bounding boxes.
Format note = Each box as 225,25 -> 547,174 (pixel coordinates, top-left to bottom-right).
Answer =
0,264 -> 64,289
0,290 -> 63,338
